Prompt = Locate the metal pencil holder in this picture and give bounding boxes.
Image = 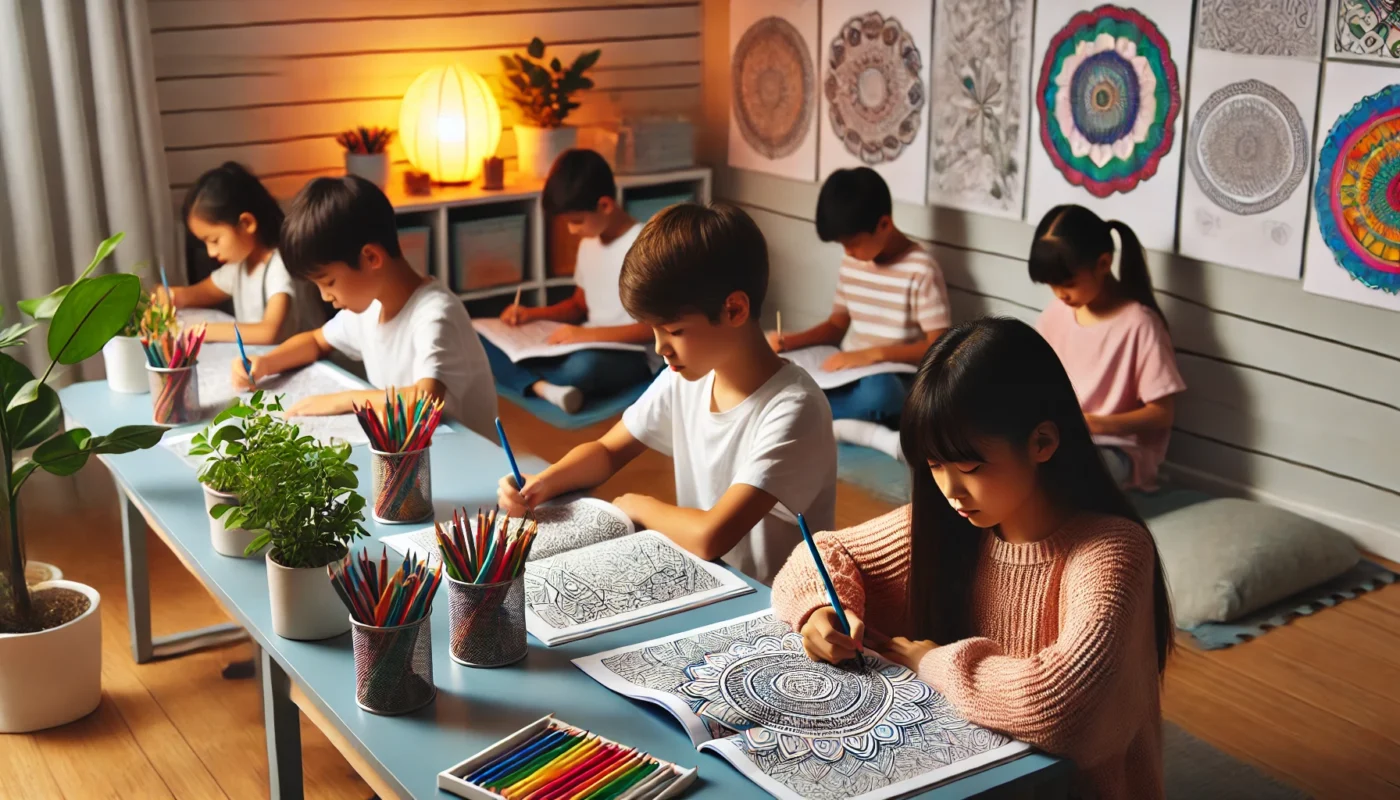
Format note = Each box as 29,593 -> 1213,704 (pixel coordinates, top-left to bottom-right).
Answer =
350,614 -> 436,715
370,446 -> 433,524
146,364 -> 199,425
447,574 -> 526,668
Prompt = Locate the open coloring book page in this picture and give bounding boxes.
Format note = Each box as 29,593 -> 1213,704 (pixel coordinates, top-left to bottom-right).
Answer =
176,307 -> 235,325
473,319 -> 647,363
194,357 -> 379,446
379,497 -> 637,566
782,346 -> 916,390
574,611 -> 1029,800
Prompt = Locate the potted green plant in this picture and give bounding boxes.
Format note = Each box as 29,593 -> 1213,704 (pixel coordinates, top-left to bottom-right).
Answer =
500,38 -> 600,179
101,281 -> 173,395
189,391 -> 291,558
213,426 -> 367,640
0,232 -> 167,732
337,126 -> 395,188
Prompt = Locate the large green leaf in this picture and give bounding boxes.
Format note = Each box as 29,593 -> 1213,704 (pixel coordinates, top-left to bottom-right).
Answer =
88,425 -> 167,455
31,428 -> 93,476
0,353 -> 60,449
48,273 -> 141,365
16,233 -> 125,321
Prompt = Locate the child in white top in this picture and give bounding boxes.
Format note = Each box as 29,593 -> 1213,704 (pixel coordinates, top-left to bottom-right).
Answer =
497,203 -> 836,584
233,175 -> 496,440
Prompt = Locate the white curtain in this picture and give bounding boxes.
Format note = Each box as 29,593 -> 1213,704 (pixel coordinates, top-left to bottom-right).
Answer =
0,0 -> 175,372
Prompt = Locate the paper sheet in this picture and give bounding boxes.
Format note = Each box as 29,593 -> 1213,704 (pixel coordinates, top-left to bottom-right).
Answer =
176,307 -> 235,325
195,359 -> 371,446
727,0 -> 820,182
473,319 -> 647,363
782,346 -> 916,390
379,497 -> 636,567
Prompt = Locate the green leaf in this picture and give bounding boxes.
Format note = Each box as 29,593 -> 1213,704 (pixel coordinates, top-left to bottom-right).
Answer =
32,428 -> 93,476
0,352 -> 60,448
499,54 -> 518,72
0,322 -> 36,349
571,49 -> 601,75
10,459 -> 39,495
550,57 -> 562,73
244,531 -> 272,557
210,503 -> 234,520
527,37 -> 545,59
80,233 -> 125,281
576,77 -> 595,91
19,287 -> 71,322
88,424 -> 167,455
48,273 -> 141,365
5,380 -> 42,413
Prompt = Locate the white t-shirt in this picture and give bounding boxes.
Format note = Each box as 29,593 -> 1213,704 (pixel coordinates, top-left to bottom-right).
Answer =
621,363 -> 837,585
573,223 -> 642,328
321,279 -> 497,440
209,250 -> 295,324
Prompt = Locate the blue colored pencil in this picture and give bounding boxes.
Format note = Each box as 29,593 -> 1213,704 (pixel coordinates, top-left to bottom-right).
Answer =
159,263 -> 171,299
233,323 -> 254,386
495,416 -> 525,492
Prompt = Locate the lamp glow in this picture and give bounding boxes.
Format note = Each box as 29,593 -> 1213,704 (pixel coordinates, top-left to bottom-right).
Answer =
399,64 -> 501,183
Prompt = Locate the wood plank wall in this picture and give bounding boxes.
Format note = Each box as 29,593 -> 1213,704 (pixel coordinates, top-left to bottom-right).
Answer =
148,0 -> 703,204
700,2 -> 1400,558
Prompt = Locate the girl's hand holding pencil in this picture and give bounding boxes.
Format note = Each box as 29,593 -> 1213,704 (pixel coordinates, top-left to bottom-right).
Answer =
231,354 -> 264,391
800,607 -> 868,665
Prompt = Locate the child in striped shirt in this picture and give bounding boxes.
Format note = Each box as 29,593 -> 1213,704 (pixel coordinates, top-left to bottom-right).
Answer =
770,168 -> 949,459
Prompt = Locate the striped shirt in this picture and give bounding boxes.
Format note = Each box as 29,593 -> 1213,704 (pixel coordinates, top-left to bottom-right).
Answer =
833,244 -> 951,351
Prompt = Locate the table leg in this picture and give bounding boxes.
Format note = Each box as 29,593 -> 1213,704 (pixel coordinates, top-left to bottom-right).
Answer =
260,646 -> 304,800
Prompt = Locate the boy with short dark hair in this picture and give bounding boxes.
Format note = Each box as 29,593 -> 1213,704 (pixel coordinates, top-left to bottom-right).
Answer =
488,149 -> 652,413
773,167 -> 950,459
497,202 -> 836,585
232,175 -> 496,439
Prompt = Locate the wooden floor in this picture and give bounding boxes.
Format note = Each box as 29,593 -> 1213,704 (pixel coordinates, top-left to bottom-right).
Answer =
5,401 -> 1399,799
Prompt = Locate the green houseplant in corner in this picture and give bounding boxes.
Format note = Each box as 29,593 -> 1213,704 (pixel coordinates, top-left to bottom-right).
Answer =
212,424 -> 367,640
189,391 -> 293,558
0,232 -> 167,732
500,37 -> 601,179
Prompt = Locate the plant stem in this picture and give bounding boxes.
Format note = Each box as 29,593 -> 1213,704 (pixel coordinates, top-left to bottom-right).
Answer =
0,416 -> 32,626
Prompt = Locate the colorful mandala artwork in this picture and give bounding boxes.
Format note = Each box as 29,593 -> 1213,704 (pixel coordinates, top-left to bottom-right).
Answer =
1036,5 -> 1181,197
1187,79 -> 1310,216
1334,0 -> 1400,60
1314,85 -> 1400,295
732,16 -> 815,160
825,12 -> 926,164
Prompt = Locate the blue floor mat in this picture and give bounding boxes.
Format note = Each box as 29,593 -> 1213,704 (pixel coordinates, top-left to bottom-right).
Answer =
836,444 -> 910,505
496,380 -> 648,430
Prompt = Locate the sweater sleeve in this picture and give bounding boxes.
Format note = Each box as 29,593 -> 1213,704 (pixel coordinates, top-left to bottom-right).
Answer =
771,505 -> 911,633
916,523 -> 1156,765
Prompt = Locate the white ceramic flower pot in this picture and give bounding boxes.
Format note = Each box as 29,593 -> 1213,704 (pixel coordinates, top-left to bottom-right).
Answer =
514,124 -> 578,180
102,335 -> 150,394
267,548 -> 350,641
203,485 -> 262,558
345,152 -> 389,187
0,580 -> 101,733
24,561 -> 62,585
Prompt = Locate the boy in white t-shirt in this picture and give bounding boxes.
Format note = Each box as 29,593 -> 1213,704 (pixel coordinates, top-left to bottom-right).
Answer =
497,203 -> 836,585
489,149 -> 653,413
232,175 -> 497,439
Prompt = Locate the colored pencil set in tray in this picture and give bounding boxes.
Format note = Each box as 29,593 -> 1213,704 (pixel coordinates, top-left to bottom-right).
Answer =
438,508 -> 537,668
142,325 -> 206,425
439,715 -> 696,800
355,389 -> 445,524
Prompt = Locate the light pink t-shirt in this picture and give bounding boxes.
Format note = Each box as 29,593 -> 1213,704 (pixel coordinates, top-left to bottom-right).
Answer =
1037,299 -> 1186,490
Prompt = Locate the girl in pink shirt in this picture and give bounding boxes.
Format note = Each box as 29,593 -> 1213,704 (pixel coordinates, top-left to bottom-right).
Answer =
1029,205 -> 1186,490
771,317 -> 1173,799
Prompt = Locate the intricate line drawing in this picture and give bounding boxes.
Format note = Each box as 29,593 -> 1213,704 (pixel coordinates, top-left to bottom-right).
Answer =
1314,83 -> 1400,295
1036,4 -> 1181,198
1187,79 -> 1309,215
732,16 -> 815,159
1196,0 -> 1323,58
825,12 -> 925,164
526,498 -> 635,562
928,0 -> 1033,215
1334,0 -> 1400,60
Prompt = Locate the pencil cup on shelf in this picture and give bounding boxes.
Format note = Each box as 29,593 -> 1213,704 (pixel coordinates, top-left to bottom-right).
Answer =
369,447 -> 433,524
146,363 -> 199,425
351,615 -> 435,715
447,573 -> 526,668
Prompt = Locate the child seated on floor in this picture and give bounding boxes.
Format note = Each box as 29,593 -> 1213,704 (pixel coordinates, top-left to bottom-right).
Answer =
487,149 -> 654,413
770,167 -> 949,460
231,175 -> 497,439
497,202 -> 837,585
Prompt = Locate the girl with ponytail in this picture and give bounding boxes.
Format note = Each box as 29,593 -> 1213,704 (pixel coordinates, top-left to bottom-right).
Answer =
1028,205 -> 1185,490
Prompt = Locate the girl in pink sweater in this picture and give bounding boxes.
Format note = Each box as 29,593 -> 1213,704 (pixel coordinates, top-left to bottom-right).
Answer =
771,317 -> 1173,800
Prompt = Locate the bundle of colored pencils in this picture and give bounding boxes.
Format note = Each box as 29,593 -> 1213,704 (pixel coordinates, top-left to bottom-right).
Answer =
140,324 -> 205,369
436,507 -> 538,585
329,547 -> 443,627
353,389 -> 444,453
465,721 -> 685,800
142,325 -> 205,423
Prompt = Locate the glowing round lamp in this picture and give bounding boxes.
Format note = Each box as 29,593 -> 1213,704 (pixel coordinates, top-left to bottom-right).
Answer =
399,64 -> 502,184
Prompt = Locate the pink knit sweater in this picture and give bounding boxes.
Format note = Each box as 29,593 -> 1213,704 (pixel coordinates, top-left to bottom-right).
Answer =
772,506 -> 1163,800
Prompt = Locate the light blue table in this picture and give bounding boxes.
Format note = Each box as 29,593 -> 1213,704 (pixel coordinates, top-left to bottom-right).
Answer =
60,379 -> 1072,800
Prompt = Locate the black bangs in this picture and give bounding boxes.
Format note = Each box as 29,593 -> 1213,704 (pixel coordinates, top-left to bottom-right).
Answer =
1026,237 -> 1077,286
899,339 -> 989,467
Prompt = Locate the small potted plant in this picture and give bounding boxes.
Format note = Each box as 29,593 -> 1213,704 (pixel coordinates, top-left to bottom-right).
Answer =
500,38 -> 601,178
213,427 -> 367,640
189,391 -> 291,558
338,126 -> 395,188
102,285 -> 174,395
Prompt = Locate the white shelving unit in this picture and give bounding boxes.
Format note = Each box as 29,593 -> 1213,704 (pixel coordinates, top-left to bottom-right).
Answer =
387,166 -> 712,308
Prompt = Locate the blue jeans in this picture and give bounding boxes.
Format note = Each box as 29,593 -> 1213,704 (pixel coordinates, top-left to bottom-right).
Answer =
483,338 -> 651,399
825,373 -> 910,427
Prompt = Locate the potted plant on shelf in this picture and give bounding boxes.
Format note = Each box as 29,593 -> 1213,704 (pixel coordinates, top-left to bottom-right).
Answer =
500,38 -> 601,179
102,283 -> 174,395
189,391 -> 291,558
338,126 -> 395,188
212,426 -> 367,640
1,232 -> 167,732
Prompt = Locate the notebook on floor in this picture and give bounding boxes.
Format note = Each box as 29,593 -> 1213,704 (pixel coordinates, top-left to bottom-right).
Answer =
475,318 -> 647,362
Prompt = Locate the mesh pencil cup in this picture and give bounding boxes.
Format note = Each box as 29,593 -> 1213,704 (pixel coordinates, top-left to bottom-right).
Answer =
447,573 -> 526,668
369,447 -> 433,524
145,363 -> 200,425
350,614 -> 436,715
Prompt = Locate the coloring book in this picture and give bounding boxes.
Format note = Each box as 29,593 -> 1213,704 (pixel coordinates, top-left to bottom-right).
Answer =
474,319 -> 647,363
782,346 -> 917,390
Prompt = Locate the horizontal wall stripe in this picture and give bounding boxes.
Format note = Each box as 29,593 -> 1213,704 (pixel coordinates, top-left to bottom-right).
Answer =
150,0 -> 698,31
153,4 -> 699,34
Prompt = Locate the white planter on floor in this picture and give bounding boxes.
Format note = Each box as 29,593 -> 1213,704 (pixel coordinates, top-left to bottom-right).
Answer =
345,152 -> 389,187
267,548 -> 349,640
513,124 -> 577,179
0,580 -> 102,733
24,561 -> 62,585
202,485 -> 262,558
102,335 -> 149,394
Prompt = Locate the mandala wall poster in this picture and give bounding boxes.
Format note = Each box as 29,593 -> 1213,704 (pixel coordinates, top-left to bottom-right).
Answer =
1195,0 -> 1325,59
1026,1 -> 1191,252
818,0 -> 933,204
926,0 -> 1035,218
728,0 -> 821,180
1178,48 -> 1319,278
1304,60 -> 1400,312
1331,0 -> 1400,61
